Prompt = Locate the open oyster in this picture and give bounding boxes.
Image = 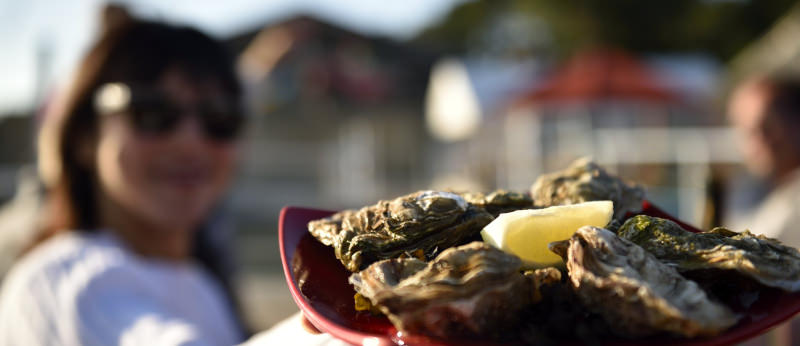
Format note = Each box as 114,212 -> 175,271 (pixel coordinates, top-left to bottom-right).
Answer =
531,157 -> 644,219
618,215 -> 800,292
308,190 -> 494,272
349,242 -> 531,339
461,189 -> 534,217
549,226 -> 738,338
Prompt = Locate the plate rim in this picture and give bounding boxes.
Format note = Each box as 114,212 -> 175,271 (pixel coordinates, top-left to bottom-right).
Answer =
279,206 -> 386,345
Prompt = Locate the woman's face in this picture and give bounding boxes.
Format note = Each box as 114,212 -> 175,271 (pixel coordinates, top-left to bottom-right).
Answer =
95,68 -> 240,233
729,81 -> 775,178
728,81 -> 794,180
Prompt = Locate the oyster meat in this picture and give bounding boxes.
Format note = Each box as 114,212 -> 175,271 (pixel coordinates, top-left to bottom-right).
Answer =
618,215 -> 800,291
549,226 -> 738,338
531,157 -> 644,219
308,190 -> 494,272
349,242 -> 531,339
461,189 -> 534,217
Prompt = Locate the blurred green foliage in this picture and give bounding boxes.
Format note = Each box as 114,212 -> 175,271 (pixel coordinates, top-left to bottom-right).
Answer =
414,0 -> 798,61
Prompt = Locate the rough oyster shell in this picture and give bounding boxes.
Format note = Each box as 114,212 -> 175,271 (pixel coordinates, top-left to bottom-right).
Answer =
523,267 -> 562,304
308,190 -> 494,272
549,226 -> 738,338
531,157 -> 644,219
618,215 -> 800,291
349,242 -> 531,339
461,189 -> 534,217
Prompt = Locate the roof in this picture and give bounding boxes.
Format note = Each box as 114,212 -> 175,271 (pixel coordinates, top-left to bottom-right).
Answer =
516,49 -> 676,107
230,15 -> 437,106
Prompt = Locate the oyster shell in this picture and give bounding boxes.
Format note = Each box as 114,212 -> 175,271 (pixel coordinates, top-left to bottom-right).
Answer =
516,271 -> 613,344
461,189 -> 534,217
531,157 -> 644,219
549,226 -> 738,338
349,242 -> 531,339
618,215 -> 800,291
523,267 -> 562,304
308,190 -> 494,272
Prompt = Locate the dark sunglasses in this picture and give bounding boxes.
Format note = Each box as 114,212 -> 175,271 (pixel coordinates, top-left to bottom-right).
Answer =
94,83 -> 244,141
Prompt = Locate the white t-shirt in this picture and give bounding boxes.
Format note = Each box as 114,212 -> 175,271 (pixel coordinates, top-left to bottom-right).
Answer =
242,312 -> 347,346
0,231 -> 242,346
729,169 -> 800,248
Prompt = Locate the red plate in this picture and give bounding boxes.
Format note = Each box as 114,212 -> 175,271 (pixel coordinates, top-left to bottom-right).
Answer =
279,201 -> 800,345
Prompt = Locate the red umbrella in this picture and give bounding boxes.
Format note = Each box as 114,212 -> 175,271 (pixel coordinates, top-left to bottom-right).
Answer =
518,49 -> 676,106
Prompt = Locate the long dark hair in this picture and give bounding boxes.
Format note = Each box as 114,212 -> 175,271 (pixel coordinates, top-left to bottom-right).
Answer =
35,6 -> 248,337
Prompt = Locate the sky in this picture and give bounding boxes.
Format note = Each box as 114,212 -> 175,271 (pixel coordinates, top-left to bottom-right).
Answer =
0,0 -> 465,116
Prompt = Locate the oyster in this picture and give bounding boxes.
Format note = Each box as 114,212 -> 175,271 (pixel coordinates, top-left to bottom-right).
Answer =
531,157 -> 644,219
618,215 -> 800,291
461,189 -> 534,217
308,190 -> 494,272
549,226 -> 738,338
349,242 -> 531,339
516,271 -> 613,344
523,267 -> 562,303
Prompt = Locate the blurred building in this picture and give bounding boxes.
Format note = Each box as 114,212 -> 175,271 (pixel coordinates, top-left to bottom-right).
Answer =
0,113 -> 40,280
728,1 -> 800,85
225,16 -> 441,272
0,114 -> 35,201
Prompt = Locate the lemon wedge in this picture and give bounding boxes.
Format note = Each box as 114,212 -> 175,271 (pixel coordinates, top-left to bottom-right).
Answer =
480,201 -> 613,268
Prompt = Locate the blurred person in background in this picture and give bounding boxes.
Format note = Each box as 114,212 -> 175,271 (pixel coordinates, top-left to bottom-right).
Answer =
0,6 -> 249,344
727,74 -> 800,248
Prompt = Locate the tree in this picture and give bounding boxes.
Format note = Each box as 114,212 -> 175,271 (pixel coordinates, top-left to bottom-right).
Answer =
414,0 -> 798,61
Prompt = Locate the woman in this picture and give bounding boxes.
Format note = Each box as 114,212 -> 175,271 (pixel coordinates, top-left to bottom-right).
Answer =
0,8 -> 247,345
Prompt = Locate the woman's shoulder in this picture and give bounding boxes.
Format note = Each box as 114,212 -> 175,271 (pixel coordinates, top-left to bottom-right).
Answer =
0,231 -> 241,345
1,232 -> 128,297
0,231 -> 133,343
21,231 -> 123,266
